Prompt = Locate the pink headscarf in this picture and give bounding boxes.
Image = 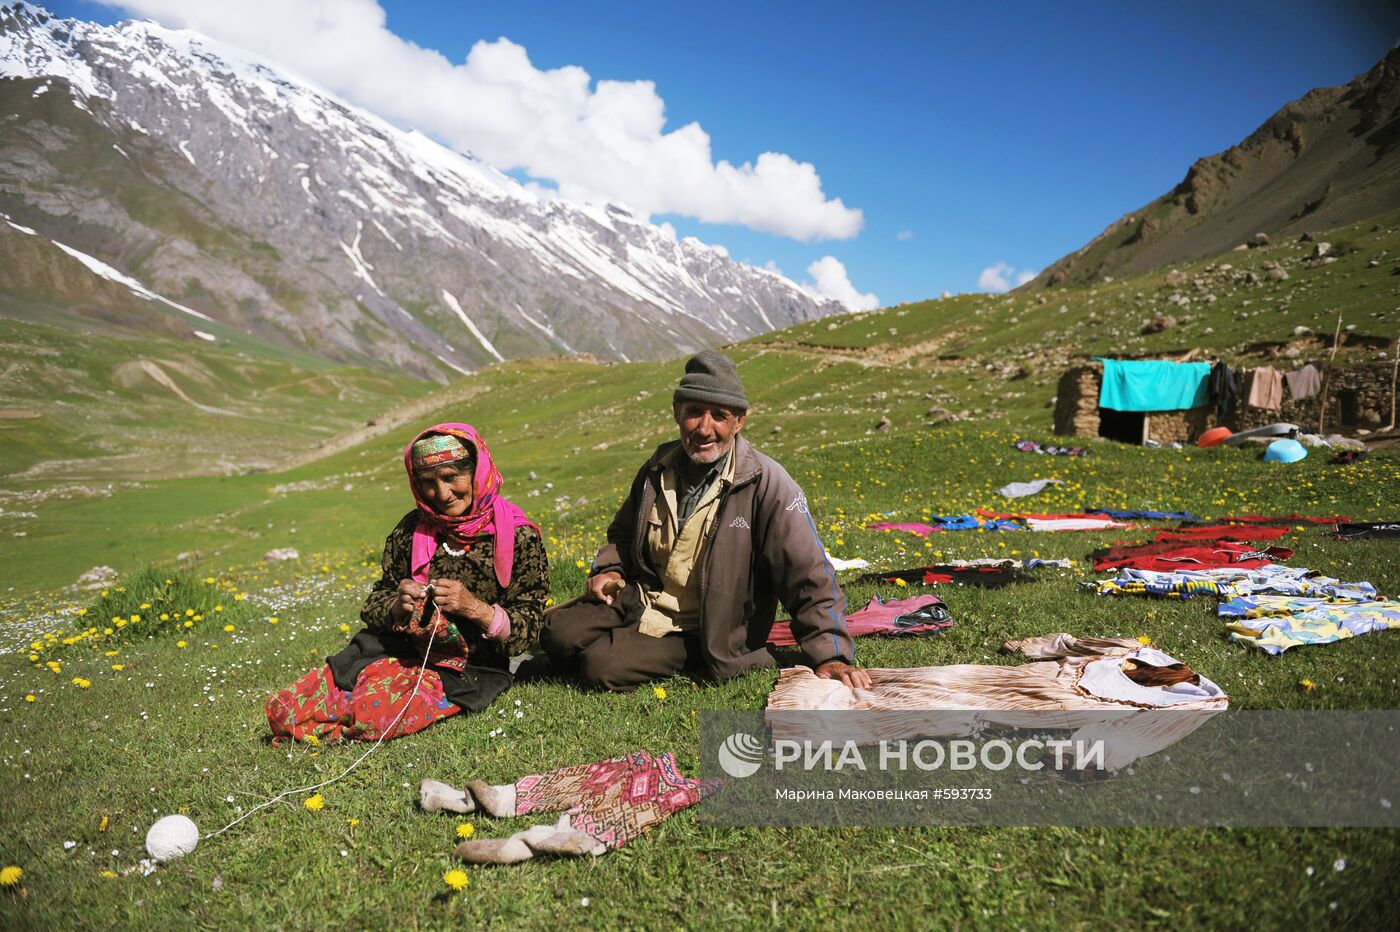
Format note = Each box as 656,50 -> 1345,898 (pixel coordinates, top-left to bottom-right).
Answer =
404,423 -> 538,590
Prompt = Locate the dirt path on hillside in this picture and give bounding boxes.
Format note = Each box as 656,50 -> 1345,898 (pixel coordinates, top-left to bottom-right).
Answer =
276,379 -> 491,470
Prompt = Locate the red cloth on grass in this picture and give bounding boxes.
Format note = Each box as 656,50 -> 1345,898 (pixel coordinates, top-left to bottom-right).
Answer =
1093,540 -> 1293,572
1221,514 -> 1350,525
767,594 -> 952,647
1154,525 -> 1290,543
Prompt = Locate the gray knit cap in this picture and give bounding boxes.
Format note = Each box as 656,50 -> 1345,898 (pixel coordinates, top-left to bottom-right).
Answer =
672,350 -> 748,411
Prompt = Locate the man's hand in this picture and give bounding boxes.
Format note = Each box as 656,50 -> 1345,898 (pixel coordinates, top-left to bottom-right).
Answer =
814,660 -> 871,689
391,578 -> 427,624
585,571 -> 625,605
429,578 -> 493,629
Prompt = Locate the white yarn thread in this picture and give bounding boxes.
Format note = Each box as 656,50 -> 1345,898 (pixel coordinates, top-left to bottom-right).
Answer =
204,599 -> 440,839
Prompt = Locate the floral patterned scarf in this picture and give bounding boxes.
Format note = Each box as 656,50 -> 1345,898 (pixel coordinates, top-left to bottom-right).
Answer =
403,423 -> 539,590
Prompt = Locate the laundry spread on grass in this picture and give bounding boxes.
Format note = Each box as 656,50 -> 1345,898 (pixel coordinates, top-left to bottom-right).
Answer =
1152,525 -> 1292,543
976,509 -> 1132,532
859,565 -> 1026,588
1334,522 -> 1400,540
767,594 -> 953,647
1220,596 -> 1400,655
766,633 -> 1227,772
1086,565 -> 1378,601
999,478 -> 1064,499
1220,514 -> 1352,525
1088,508 -> 1201,521
1013,439 -> 1088,456
1091,540 -> 1295,572
867,516 -> 1024,535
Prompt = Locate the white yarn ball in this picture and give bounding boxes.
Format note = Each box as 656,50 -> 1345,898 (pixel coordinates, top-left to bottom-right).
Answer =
145,814 -> 200,862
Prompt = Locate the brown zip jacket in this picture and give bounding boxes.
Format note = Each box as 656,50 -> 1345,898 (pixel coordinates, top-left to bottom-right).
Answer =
591,434 -> 853,678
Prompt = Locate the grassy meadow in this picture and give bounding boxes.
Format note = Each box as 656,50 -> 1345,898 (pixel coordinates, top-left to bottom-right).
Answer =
1,215 -> 1399,928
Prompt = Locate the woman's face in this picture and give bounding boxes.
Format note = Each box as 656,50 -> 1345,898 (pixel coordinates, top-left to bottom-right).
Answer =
416,463 -> 474,516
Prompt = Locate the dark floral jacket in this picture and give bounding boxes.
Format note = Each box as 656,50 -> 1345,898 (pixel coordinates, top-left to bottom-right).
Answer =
361,511 -> 550,669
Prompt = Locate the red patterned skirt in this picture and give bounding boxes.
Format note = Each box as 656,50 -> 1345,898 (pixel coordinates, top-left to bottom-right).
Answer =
265,656 -> 461,744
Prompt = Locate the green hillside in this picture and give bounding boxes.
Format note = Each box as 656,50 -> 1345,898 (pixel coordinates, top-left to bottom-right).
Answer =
1,211 -> 1398,928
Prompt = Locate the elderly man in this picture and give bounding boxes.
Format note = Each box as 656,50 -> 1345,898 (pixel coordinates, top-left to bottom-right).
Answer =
540,350 -> 870,692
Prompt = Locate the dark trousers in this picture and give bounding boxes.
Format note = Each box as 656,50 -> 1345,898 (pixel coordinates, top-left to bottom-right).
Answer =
540,599 -> 699,693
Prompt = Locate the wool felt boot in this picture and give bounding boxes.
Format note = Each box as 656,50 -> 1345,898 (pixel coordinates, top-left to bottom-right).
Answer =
453,814 -> 605,865
419,778 -> 474,814
465,780 -> 517,818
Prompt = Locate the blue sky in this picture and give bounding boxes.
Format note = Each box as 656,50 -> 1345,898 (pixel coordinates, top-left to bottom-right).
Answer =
45,1 -> 1400,306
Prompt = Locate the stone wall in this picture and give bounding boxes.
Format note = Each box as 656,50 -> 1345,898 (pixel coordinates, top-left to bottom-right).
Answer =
1233,362 -> 1398,433
1144,407 -> 1213,444
1053,365 -> 1101,436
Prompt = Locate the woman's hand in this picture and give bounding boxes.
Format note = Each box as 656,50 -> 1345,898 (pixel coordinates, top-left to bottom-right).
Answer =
391,579 -> 427,624
429,578 -> 494,630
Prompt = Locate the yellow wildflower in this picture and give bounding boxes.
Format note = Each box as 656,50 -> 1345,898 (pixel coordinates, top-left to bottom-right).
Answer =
269,616 -> 279,624
0,865 -> 22,886
223,624 -> 235,633
456,823 -> 475,839
99,870 -> 117,878
653,686 -> 668,700
304,734 -> 320,746
304,794 -> 325,812
111,664 -> 124,672
346,818 -> 359,827
129,614 -> 140,623
177,641 -> 187,649
72,677 -> 91,689
1136,635 -> 1152,645
442,869 -> 469,892
894,577 -> 907,587
99,815 -> 109,832
1300,678 -> 1316,693
24,695 -> 35,703
339,624 -> 351,634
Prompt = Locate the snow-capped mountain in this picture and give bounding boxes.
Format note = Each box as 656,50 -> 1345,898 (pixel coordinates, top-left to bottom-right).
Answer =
0,3 -> 843,375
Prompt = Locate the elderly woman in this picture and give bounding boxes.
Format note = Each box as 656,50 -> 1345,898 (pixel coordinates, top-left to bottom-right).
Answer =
266,423 -> 549,744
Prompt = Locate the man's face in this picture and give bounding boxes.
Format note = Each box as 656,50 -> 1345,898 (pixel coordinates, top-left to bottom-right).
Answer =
674,401 -> 746,465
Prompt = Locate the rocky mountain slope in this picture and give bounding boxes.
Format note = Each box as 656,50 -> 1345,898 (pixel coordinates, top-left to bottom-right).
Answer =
0,3 -> 842,377
1028,47 -> 1400,289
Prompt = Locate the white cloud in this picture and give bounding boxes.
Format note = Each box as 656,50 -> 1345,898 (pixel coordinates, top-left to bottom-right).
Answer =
100,0 -> 863,241
802,256 -> 879,311
977,261 -> 1038,293
895,230 -> 913,241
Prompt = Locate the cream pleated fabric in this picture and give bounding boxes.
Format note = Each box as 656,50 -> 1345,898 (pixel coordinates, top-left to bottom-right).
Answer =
765,633 -> 1228,771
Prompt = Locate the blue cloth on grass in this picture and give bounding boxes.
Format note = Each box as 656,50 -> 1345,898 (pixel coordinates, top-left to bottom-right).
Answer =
1095,359 -> 1211,412
1088,508 -> 1201,521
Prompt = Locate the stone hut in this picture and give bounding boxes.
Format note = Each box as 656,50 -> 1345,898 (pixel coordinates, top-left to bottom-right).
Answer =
1054,360 -> 1397,443
1053,362 -> 1213,444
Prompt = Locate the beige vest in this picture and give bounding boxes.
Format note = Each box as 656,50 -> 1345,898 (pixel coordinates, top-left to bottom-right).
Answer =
636,446 -> 735,637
